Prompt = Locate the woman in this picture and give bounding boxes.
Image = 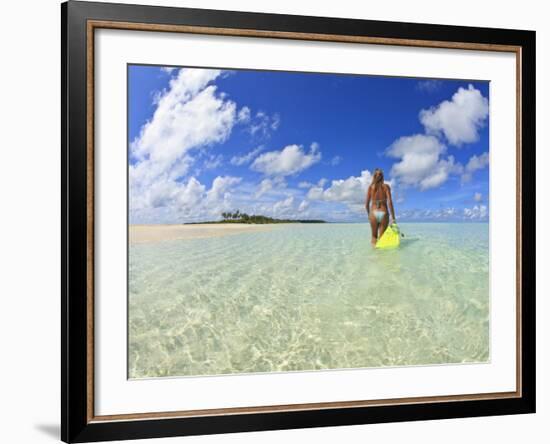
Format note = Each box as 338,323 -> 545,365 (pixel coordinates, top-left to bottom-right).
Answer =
365,168 -> 396,246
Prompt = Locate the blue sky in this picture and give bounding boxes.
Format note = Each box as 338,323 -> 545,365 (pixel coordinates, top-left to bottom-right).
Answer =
128,65 -> 489,223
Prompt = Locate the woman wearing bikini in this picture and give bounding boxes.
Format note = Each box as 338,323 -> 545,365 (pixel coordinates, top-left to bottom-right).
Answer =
365,168 -> 396,246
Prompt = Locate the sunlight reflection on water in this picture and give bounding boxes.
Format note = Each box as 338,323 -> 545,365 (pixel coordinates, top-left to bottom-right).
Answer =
128,223 -> 489,378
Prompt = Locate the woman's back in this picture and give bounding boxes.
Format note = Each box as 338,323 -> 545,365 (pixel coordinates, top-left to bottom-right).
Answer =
370,184 -> 388,210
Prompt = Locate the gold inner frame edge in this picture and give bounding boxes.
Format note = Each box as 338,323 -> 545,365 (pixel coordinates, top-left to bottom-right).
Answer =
85,19 -> 523,423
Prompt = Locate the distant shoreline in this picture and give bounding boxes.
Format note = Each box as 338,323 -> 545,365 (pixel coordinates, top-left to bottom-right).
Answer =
185,219 -> 327,225
183,212 -> 326,225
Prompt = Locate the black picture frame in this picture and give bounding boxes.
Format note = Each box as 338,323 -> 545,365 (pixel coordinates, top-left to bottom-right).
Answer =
62,1 -> 536,442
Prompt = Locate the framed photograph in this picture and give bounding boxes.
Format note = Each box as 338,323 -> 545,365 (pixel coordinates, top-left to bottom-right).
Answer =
61,1 -> 535,442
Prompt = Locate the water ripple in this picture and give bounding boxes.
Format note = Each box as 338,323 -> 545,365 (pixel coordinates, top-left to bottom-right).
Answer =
129,223 -> 489,378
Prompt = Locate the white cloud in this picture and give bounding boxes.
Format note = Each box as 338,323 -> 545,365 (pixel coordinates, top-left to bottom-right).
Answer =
272,196 -> 295,216
461,151 -> 489,183
306,169 -> 398,216
298,181 -> 313,189
237,106 -> 251,123
255,178 -> 274,198
255,179 -> 273,198
131,69 -> 237,165
260,195 -> 307,219
202,154 -> 223,170
271,114 -> 281,131
317,178 -> 327,187
385,86 -> 489,193
175,177 -> 206,209
464,204 -> 488,220
206,176 -> 242,202
251,143 -> 321,176
298,200 -> 310,212
441,207 -> 458,218
161,66 -> 177,74
387,134 -> 462,190
129,68 -> 247,222
131,175 -> 243,223
130,69 -> 231,186
306,186 -> 323,200
419,84 -> 489,146
474,192 -> 483,202
399,205 -> 487,221
247,111 -> 280,138
230,146 -> 264,166
466,152 -> 489,171
307,170 -> 372,206
254,177 -> 286,198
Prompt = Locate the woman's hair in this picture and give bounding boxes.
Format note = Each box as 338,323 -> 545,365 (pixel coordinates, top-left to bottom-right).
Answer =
371,168 -> 385,198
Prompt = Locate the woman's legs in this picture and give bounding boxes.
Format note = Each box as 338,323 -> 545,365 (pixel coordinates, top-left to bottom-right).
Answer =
378,213 -> 389,238
369,214 -> 378,246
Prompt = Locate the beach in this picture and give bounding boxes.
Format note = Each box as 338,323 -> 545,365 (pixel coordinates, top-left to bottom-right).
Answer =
128,223 -> 490,379
129,223 -> 279,244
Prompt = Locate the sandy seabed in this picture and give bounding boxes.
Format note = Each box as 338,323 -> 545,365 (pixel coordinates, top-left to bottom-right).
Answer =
128,223 -> 490,378
129,223 -> 278,244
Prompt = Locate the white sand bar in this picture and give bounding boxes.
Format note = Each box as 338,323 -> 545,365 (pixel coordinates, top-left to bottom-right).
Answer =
129,223 -> 278,244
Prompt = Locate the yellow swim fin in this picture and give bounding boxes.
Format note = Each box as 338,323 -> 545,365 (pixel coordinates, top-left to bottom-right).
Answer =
376,223 -> 401,249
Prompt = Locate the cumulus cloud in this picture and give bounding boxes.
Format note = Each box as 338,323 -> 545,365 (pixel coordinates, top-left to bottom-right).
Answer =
251,143 -> 321,176
306,169 -> 400,216
306,186 -> 323,200
419,84 -> 489,146
131,69 -> 235,162
230,146 -> 264,166
131,175 -> 242,223
465,152 -> 490,171
256,179 -> 273,198
202,154 -> 223,170
254,177 -> 286,198
404,208 -> 456,220
237,106 -> 251,123
384,85 -> 489,192
398,205 -> 487,221
247,111 -> 280,138
387,134 -> 462,190
266,196 -> 312,218
306,170 -> 381,214
129,68 -> 247,222
272,196 -> 295,216
298,181 -> 314,189
206,176 -> 242,202
461,152 -> 489,183
298,200 -> 310,212
464,204 -> 488,220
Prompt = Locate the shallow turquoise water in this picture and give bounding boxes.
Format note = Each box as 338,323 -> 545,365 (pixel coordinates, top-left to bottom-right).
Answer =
128,223 -> 489,378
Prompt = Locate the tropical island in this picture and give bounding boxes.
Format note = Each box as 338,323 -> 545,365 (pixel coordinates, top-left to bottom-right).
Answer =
185,210 -> 326,225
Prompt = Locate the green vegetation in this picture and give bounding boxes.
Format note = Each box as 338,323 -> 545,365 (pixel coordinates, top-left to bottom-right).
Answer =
185,210 -> 326,225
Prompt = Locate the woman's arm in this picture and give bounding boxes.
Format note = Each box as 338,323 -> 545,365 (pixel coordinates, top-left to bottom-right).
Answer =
386,185 -> 396,222
365,186 -> 371,215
